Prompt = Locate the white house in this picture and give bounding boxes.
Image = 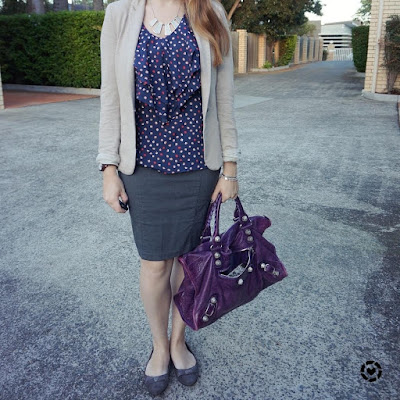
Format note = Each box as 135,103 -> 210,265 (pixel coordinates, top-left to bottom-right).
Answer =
320,20 -> 361,48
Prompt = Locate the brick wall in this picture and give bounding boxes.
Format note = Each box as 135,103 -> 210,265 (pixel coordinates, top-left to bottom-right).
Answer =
234,31 -> 323,73
364,0 -> 400,93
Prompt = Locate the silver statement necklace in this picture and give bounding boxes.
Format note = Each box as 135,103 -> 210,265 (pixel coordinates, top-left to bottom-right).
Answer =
148,1 -> 183,36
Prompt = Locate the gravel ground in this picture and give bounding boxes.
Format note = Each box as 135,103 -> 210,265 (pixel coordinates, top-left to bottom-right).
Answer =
1,61 -> 399,399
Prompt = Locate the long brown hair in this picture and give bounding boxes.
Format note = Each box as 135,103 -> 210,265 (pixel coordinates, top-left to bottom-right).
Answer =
184,0 -> 230,67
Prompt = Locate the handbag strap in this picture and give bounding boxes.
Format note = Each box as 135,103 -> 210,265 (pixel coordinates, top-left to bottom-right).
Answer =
233,196 -> 247,221
200,194 -> 250,241
200,193 -> 223,240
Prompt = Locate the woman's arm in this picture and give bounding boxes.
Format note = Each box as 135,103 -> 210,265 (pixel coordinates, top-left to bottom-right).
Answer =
97,5 -> 128,213
214,1 -> 239,165
211,2 -> 239,202
96,3 -> 121,167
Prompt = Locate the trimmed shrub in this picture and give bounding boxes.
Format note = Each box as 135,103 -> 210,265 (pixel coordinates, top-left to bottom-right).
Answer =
0,10 -> 103,88
277,35 -> 297,66
352,25 -> 369,72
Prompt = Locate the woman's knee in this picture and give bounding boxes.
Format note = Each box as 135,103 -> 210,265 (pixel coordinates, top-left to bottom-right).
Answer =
140,258 -> 174,278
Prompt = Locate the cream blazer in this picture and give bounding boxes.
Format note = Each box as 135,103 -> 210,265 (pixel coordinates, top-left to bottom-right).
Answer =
96,0 -> 239,175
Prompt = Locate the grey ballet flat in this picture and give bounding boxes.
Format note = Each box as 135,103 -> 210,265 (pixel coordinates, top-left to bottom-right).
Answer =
144,348 -> 172,396
173,342 -> 199,386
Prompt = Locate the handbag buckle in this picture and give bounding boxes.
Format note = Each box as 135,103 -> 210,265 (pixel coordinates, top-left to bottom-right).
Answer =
205,300 -> 217,317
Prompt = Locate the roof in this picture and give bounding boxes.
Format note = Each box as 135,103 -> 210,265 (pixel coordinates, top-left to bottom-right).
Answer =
323,20 -> 361,28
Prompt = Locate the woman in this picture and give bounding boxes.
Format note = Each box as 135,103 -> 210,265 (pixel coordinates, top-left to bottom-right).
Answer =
96,0 -> 239,395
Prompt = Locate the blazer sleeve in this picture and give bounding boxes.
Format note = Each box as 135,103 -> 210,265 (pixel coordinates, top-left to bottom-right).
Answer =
213,2 -> 239,163
96,3 -> 121,167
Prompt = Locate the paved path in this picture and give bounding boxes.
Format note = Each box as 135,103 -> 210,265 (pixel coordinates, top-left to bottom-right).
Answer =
1,61 -> 399,399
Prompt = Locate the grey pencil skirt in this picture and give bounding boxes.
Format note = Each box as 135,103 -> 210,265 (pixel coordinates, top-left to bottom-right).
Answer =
118,165 -> 220,261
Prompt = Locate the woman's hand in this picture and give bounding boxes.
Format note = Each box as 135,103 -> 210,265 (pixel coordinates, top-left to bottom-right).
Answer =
211,177 -> 239,203
211,161 -> 238,203
102,167 -> 129,213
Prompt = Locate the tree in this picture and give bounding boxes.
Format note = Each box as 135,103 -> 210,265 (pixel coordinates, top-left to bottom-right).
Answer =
28,0 -> 45,14
53,0 -> 68,11
0,0 -> 27,14
0,0 -> 57,14
356,0 -> 372,23
93,0 -> 103,11
227,0 -> 242,20
221,0 -> 323,40
290,22 -> 317,37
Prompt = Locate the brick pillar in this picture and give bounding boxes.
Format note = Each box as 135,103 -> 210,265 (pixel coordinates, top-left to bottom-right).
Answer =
258,34 -> 266,68
273,41 -> 280,64
319,39 -> 324,61
309,37 -> 315,62
327,42 -> 335,61
237,29 -> 247,73
301,35 -> 308,63
313,38 -> 319,61
0,66 -> 4,110
294,36 -> 300,65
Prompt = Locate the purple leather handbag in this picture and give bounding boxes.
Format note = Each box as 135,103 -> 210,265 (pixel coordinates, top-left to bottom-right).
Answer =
173,193 -> 288,331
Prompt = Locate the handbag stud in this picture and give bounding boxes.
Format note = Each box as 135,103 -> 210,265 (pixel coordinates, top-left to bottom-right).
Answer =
210,297 -> 217,304
245,229 -> 251,235
247,236 -> 254,242
260,262 -> 269,271
242,215 -> 248,221
202,315 -> 209,322
238,278 -> 244,285
214,252 -> 221,259
248,266 -> 253,272
214,235 -> 221,242
215,259 -> 222,266
272,268 -> 280,276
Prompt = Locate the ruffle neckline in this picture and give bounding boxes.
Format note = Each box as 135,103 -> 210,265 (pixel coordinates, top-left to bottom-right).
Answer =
134,14 -> 201,124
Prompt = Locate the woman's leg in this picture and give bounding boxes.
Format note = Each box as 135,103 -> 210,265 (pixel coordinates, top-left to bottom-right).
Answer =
140,257 -> 174,376
169,256 -> 196,369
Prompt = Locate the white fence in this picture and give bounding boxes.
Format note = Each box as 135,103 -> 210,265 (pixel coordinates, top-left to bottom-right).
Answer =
334,48 -> 353,61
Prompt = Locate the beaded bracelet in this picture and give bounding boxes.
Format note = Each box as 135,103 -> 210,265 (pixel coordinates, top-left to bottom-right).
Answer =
220,173 -> 238,182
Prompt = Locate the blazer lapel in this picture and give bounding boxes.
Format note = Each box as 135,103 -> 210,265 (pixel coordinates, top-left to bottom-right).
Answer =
193,30 -> 211,120
126,0 -> 211,120
126,0 -> 145,106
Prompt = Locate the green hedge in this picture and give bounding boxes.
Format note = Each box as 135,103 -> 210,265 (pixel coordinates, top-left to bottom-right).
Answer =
384,15 -> 400,93
0,11 -> 103,88
277,35 -> 297,67
352,25 -> 369,73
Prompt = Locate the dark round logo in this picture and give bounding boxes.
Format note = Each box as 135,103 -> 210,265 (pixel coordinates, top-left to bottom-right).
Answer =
360,361 -> 382,382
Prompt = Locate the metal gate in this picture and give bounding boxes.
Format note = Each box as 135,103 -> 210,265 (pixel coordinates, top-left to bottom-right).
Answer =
334,48 -> 353,61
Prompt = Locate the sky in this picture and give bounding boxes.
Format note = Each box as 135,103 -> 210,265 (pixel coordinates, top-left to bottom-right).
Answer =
305,0 -> 362,24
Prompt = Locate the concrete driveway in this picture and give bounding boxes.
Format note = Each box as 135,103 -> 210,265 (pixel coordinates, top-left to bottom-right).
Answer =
1,61 -> 399,399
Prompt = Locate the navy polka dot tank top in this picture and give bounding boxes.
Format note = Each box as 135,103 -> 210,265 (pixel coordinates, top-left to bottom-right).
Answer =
134,14 -> 206,174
